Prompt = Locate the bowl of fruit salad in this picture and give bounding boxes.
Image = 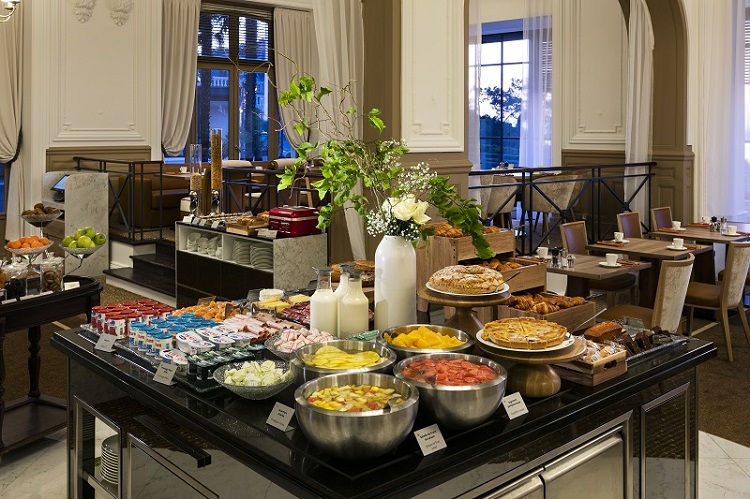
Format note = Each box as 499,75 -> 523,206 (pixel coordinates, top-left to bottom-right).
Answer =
376,324 -> 474,360
213,360 -> 293,400
290,340 -> 397,384
294,372 -> 419,460
393,353 -> 507,429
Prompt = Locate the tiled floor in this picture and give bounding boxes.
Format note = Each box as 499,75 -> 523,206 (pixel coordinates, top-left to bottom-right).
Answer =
1,430 -> 750,498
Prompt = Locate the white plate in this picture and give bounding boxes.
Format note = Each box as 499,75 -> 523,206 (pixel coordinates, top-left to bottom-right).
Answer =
666,245 -> 688,251
599,262 -> 622,268
612,239 -> 630,244
425,282 -> 510,297
476,329 -> 575,353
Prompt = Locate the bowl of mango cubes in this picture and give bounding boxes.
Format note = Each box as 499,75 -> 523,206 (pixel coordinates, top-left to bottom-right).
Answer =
375,324 -> 474,360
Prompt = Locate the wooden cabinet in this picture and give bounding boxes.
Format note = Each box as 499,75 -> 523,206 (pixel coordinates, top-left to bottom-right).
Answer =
174,223 -> 327,307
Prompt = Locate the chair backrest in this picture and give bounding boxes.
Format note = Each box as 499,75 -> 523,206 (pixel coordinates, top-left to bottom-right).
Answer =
521,174 -> 579,214
222,160 -> 253,168
721,241 -> 750,307
617,212 -> 643,239
651,253 -> 694,333
560,221 -> 588,255
479,175 -> 518,218
270,158 -> 297,170
650,206 -> 673,230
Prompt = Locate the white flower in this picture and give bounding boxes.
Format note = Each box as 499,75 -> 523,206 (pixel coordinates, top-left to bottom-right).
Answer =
386,195 -> 431,225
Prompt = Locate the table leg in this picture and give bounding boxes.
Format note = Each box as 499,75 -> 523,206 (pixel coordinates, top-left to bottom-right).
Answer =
566,276 -> 591,298
443,306 -> 485,340
28,326 -> 41,399
638,259 -> 660,307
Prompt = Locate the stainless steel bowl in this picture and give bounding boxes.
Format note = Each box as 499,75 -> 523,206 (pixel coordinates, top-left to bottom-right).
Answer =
376,324 -> 474,361
294,372 -> 419,460
290,340 -> 397,384
393,353 -> 507,429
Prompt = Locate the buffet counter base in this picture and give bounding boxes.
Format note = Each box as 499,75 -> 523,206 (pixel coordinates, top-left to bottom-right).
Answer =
51,329 -> 715,499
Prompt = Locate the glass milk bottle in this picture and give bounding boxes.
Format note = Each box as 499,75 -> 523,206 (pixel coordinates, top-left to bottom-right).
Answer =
310,267 -> 337,335
339,269 -> 369,337
334,264 -> 353,337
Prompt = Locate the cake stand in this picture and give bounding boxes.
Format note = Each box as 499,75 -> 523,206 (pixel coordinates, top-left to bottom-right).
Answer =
477,335 -> 587,398
417,285 -> 511,340
62,245 -> 101,274
21,211 -> 62,237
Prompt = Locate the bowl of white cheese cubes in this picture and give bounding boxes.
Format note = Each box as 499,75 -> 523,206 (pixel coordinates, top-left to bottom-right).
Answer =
213,360 -> 293,400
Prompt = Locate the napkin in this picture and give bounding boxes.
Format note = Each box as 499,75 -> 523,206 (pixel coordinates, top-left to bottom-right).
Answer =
595,240 -> 625,248
616,259 -> 640,267
657,228 -> 684,234
687,223 -> 710,228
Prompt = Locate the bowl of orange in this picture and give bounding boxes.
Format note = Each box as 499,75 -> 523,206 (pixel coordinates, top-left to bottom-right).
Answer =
5,235 -> 52,255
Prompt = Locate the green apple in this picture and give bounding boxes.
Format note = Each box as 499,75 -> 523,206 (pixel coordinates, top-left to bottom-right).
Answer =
77,235 -> 92,248
68,240 -> 78,248
83,226 -> 96,239
93,232 -> 107,246
74,228 -> 85,239
62,236 -> 74,247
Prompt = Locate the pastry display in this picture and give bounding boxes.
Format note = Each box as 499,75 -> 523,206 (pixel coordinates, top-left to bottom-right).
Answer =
432,222 -> 501,238
483,317 -> 568,350
506,293 -> 586,313
428,265 -> 504,294
579,339 -> 624,364
331,260 -> 375,283
474,257 -> 523,272
583,321 -> 626,342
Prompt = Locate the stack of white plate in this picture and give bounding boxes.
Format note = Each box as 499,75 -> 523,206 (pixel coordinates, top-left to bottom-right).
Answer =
100,435 -> 120,484
233,240 -> 252,265
251,245 -> 273,270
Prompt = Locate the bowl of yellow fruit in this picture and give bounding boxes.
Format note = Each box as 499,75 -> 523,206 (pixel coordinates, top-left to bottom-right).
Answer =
376,324 -> 474,360
290,340 -> 397,385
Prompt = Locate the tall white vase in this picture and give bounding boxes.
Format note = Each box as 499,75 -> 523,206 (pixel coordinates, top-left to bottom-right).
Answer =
374,235 -> 417,330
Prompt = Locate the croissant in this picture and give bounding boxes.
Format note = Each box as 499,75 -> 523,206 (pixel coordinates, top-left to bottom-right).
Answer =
530,302 -> 559,314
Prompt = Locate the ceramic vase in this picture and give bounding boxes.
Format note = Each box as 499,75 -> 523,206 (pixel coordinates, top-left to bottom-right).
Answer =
374,235 -> 417,330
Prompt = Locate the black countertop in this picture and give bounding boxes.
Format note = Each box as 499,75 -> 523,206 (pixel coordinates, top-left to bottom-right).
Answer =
52,329 -> 716,498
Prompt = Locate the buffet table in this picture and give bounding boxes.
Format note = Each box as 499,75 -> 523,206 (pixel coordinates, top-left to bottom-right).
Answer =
52,328 -> 715,498
0,276 -> 102,456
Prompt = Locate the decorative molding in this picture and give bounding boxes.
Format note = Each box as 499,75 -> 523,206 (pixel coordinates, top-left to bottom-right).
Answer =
401,0 -> 464,152
109,0 -> 133,27
74,0 -> 96,23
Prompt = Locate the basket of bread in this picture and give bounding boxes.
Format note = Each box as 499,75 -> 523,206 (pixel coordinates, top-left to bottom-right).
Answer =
498,292 -> 596,333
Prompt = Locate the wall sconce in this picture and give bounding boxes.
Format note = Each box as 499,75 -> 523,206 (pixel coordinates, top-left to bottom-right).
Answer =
0,0 -> 21,23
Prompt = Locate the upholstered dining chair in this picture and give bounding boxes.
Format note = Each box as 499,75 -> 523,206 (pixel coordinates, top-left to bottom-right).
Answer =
479,174 -> 519,228
617,212 -> 644,239
684,241 -> 750,362
522,173 -> 580,235
560,221 -> 637,308
598,253 -> 694,334
650,206 -> 673,230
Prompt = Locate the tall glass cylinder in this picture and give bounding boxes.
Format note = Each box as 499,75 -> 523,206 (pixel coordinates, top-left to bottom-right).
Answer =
189,143 -> 203,174
210,129 -> 222,214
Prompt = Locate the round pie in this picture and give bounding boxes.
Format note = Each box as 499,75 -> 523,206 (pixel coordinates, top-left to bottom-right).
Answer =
428,265 -> 504,294
482,318 -> 568,350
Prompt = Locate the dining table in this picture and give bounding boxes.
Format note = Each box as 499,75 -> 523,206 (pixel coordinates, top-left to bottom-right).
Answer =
586,238 -> 711,307
545,253 -> 652,299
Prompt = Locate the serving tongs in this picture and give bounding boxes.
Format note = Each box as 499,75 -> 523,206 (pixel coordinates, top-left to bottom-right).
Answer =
570,307 -> 609,334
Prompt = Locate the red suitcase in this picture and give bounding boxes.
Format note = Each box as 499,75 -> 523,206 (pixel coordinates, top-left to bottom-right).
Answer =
268,206 -> 321,237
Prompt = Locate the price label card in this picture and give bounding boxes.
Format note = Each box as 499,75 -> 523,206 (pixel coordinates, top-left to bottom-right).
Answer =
153,361 -> 179,386
190,217 -> 200,225
198,219 -> 207,227
2,298 -> 17,305
211,221 -> 220,230
267,402 -> 295,431
502,392 -> 529,420
95,333 -> 116,352
19,294 -> 36,301
182,215 -> 193,223
63,281 -> 81,291
414,424 -> 447,456
38,290 -> 54,297
257,228 -> 278,239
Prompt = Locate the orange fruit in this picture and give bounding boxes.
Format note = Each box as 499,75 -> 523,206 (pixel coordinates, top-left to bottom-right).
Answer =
7,240 -> 21,249
31,240 -> 44,248
39,237 -> 50,245
20,242 -> 31,248
28,235 -> 39,242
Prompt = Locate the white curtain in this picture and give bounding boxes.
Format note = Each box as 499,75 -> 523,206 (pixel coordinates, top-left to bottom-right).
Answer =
161,0 -> 200,156
0,4 -> 24,241
519,0 -> 553,168
467,0 -> 482,202
701,0 -> 744,219
624,0 -> 654,219
274,8 -> 319,150
313,0 -> 366,261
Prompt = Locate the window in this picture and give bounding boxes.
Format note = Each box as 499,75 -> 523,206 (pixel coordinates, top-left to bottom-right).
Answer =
479,30 -> 526,170
744,6 -> 750,218
190,4 -> 295,164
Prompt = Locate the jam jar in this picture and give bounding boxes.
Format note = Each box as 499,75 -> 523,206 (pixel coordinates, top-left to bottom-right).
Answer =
3,261 -> 28,300
39,256 -> 64,292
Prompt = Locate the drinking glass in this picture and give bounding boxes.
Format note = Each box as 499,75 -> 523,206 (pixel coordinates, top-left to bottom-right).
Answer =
189,144 -> 203,174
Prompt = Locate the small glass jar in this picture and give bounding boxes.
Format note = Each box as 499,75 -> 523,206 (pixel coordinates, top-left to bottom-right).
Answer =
3,261 -> 28,300
40,256 -> 64,292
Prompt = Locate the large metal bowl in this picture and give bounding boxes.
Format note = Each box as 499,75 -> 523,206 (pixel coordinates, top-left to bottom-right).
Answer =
393,353 -> 507,429
294,372 -> 419,460
290,340 -> 397,385
375,324 -> 474,361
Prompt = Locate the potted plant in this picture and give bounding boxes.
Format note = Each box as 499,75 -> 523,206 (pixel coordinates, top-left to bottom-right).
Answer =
277,75 -> 493,328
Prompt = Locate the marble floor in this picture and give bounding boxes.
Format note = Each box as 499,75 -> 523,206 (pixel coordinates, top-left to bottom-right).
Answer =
1,430 -> 750,498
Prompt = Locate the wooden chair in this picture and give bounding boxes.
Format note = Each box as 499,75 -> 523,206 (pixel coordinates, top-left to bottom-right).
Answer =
599,253 -> 695,334
684,242 -> 750,362
560,221 -> 637,308
650,206 -> 673,230
617,212 -> 644,239
479,174 -> 518,229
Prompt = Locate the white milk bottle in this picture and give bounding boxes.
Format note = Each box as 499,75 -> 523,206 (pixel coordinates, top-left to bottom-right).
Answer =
334,264 -> 353,337
339,270 -> 369,337
309,267 -> 337,335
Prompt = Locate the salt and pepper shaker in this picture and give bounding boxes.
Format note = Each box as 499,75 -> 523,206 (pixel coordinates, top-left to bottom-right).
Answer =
720,217 -> 728,235
560,248 -> 569,268
551,248 -> 560,269
709,216 -> 719,232
567,253 -> 576,269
